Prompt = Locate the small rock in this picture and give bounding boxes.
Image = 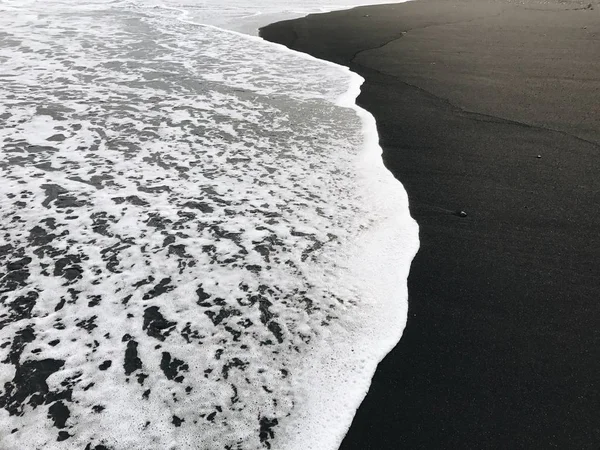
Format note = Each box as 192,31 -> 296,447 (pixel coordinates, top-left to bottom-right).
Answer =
536,155 -> 541,159
456,210 -> 468,218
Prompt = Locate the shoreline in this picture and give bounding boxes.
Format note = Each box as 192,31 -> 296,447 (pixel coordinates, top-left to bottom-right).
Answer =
261,0 -> 600,448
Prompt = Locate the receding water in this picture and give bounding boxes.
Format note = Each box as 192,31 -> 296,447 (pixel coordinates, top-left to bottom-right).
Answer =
0,1 -> 418,449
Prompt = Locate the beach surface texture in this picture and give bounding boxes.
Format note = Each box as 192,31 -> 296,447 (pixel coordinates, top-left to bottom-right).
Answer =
261,0 -> 600,448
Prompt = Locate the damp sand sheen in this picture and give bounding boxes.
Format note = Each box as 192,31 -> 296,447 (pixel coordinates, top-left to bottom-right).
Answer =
0,1 -> 418,449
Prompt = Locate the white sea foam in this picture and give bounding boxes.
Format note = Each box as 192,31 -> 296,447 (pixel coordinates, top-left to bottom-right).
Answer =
0,1 -> 417,449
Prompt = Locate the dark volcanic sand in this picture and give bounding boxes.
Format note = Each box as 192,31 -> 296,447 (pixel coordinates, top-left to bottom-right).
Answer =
261,1 -> 600,448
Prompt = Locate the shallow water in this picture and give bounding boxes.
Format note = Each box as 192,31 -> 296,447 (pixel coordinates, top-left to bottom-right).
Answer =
130,0 -> 403,34
0,1 -> 417,449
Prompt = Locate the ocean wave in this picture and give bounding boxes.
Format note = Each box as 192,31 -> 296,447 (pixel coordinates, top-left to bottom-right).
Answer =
0,1 -> 417,449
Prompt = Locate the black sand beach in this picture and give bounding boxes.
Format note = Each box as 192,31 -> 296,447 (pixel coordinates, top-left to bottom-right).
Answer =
261,1 -> 600,448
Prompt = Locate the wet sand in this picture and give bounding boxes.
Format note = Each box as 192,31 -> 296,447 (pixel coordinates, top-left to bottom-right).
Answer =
261,1 -> 600,448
